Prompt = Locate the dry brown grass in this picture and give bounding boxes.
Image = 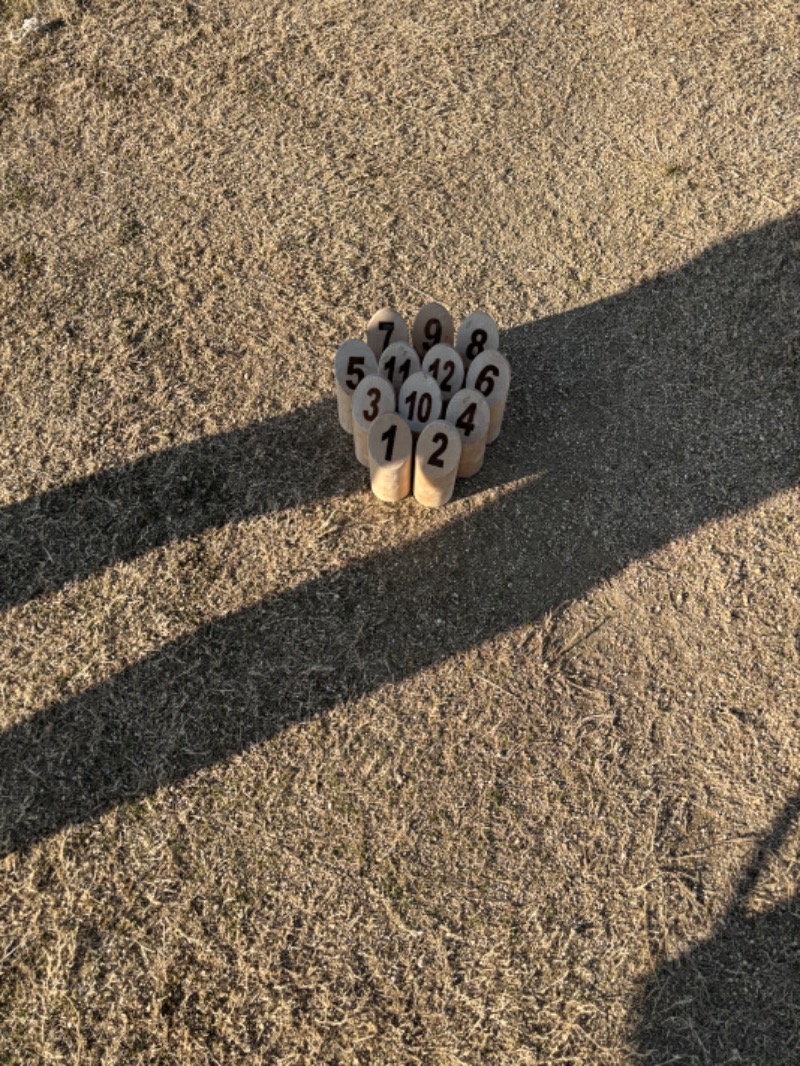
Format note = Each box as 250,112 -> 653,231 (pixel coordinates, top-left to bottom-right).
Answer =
1,0 -> 799,1062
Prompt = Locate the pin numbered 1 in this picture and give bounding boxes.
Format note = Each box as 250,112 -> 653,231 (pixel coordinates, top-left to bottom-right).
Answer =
352,374 -> 396,467
367,412 -> 413,502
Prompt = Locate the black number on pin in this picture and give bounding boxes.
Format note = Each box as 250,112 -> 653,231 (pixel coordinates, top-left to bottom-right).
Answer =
381,423 -> 397,461
378,321 -> 394,351
364,387 -> 381,422
428,433 -> 449,468
429,358 -> 455,391
466,329 -> 488,361
345,355 -> 365,390
406,391 -> 432,423
474,363 -> 499,396
423,318 -> 442,352
455,402 -> 477,437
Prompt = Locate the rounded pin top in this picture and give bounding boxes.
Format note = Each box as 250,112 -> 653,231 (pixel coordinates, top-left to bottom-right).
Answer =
466,349 -> 511,401
412,302 -> 455,356
352,374 -> 396,431
378,342 -> 420,395
366,307 -> 409,357
416,420 -> 461,477
445,388 -> 491,445
455,311 -> 500,365
334,339 -> 378,396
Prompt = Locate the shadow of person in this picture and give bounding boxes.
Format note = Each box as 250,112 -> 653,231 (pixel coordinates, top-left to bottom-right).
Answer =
632,789 -> 800,1065
0,397 -> 351,611
0,215 -> 797,855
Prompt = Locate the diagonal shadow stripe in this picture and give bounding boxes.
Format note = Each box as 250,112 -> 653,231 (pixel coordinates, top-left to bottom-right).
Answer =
0,397 -> 350,611
632,785 -> 800,1065
0,216 -> 798,856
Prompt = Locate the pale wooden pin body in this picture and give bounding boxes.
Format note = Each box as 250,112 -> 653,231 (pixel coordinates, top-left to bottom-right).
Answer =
414,420 -> 462,508
352,374 -> 396,467
366,307 -> 409,358
398,371 -> 443,436
445,388 -> 491,477
367,413 -> 413,502
465,349 -> 511,443
378,342 -> 420,395
455,311 -> 500,369
412,302 -> 455,357
421,344 -> 465,407
333,339 -> 378,433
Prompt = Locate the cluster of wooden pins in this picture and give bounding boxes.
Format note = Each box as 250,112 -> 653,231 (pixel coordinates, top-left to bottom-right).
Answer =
335,303 -> 511,508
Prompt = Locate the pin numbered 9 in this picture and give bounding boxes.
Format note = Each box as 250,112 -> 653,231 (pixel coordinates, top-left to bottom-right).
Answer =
412,302 -> 455,356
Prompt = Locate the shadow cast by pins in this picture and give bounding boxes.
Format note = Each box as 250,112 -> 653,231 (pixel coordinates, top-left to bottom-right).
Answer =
0,216 -> 797,859
632,788 -> 800,1065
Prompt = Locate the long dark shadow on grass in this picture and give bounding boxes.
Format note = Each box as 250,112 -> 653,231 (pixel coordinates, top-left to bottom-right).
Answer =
633,785 -> 800,1065
0,216 -> 797,857
0,398 -> 351,610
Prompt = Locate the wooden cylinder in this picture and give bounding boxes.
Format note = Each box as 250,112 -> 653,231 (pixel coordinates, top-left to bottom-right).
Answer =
414,420 -> 462,508
397,371 -> 443,436
455,311 -> 500,369
333,339 -> 378,433
465,349 -> 511,443
377,342 -> 420,394
445,388 -> 491,477
421,343 -> 465,407
366,307 -> 409,358
368,412 -> 413,502
352,375 -> 396,467
412,301 -> 455,356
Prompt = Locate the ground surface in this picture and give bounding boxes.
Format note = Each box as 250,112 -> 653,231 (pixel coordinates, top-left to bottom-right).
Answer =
1,1 -> 799,1062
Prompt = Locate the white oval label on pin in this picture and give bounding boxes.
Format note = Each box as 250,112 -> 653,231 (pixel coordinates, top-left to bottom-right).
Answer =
378,342 -> 420,394
455,311 -> 500,365
446,388 -> 490,443
366,307 -> 409,357
412,302 -> 455,356
398,371 -> 443,435
466,349 -> 510,400
334,339 -> 378,395
421,344 -> 465,404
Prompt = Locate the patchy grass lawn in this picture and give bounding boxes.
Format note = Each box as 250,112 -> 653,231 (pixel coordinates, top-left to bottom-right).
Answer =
1,0 -> 798,1061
